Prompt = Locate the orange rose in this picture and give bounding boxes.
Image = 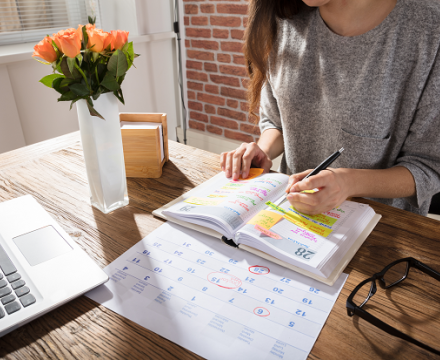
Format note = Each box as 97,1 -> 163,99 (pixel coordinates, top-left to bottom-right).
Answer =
77,23 -> 96,40
53,28 -> 81,58
110,30 -> 129,50
87,28 -> 111,52
32,36 -> 57,63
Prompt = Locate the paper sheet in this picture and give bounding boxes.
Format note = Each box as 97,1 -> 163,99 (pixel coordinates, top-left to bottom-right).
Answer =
86,223 -> 347,360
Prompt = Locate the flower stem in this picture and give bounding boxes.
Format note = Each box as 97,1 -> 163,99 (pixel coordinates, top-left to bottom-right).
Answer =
74,63 -> 91,92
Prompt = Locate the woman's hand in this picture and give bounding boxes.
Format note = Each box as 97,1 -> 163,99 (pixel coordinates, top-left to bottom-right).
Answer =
220,142 -> 272,180
286,168 -> 352,215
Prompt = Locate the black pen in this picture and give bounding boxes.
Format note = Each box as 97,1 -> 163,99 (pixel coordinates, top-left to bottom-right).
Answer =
303,147 -> 344,180
274,147 -> 344,206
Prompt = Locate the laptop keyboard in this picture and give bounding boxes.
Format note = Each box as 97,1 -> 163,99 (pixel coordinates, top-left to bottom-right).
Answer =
0,244 -> 36,318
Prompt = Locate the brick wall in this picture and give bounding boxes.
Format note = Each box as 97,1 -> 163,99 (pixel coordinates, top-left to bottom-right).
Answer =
183,0 -> 260,143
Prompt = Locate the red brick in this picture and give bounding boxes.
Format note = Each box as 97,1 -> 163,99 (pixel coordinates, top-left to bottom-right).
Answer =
217,54 -> 231,63
187,70 -> 208,82
213,28 -> 229,39
218,107 -> 246,121
221,41 -> 243,53
207,125 -> 222,135
220,64 -> 247,77
187,50 -> 215,61
187,60 -> 203,70
205,104 -> 216,114
241,78 -> 250,88
231,29 -> 245,40
185,40 -> 190,48
192,40 -> 219,50
189,120 -> 205,131
243,17 -> 248,27
201,4 -> 215,13
198,93 -> 225,106
224,129 -> 254,142
211,116 -> 239,130
210,74 -> 240,87
240,102 -> 249,112
188,101 -> 203,111
227,99 -> 238,108
217,4 -> 248,15
205,84 -> 219,94
187,81 -> 203,91
233,54 -> 245,65
185,4 -> 198,14
211,16 -> 241,27
190,111 -> 209,123
186,28 -> 211,38
191,16 -> 208,26
188,91 -> 196,100
221,86 -> 247,100
240,123 -> 260,135
184,16 -> 189,26
204,62 -> 218,72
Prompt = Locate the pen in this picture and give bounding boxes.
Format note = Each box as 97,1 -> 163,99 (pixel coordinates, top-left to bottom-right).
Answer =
274,147 -> 344,206
302,147 -> 344,180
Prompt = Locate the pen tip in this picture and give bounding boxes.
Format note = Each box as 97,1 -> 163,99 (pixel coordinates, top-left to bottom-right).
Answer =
339,147 -> 344,153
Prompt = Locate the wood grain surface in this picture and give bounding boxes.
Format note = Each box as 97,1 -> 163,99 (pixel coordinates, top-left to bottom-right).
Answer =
0,131 -> 439,359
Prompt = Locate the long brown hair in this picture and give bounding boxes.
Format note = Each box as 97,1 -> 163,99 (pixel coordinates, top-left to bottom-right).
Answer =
244,0 -> 305,120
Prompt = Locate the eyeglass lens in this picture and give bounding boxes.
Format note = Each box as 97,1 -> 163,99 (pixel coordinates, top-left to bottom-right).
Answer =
352,280 -> 373,308
382,261 -> 409,287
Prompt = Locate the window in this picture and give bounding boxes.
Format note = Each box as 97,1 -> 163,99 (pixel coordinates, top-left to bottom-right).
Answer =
0,0 -> 100,45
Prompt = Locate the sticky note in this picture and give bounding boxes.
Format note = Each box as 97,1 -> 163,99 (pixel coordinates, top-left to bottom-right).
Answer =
289,208 -> 337,226
283,212 -> 333,237
184,196 -> 224,206
247,210 -> 283,229
254,224 -> 282,239
239,168 -> 264,180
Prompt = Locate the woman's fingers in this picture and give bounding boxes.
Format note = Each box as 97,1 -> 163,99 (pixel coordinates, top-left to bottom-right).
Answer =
285,169 -> 313,193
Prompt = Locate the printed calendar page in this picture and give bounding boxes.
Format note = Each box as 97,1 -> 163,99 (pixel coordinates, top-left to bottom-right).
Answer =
86,222 -> 347,360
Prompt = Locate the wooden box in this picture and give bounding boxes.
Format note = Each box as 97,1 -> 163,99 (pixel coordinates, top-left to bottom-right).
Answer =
119,113 -> 169,178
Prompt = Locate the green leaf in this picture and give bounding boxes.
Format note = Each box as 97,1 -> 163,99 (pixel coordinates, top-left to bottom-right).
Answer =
107,50 -> 128,78
60,57 -> 81,80
39,74 -> 64,88
92,86 -> 105,100
69,98 -> 81,110
67,57 -> 76,74
81,25 -> 88,50
101,73 -> 120,91
88,15 -> 96,25
52,77 -> 70,94
123,42 -> 134,70
86,99 -> 105,119
114,89 -> 125,105
70,83 -> 90,97
58,91 -> 78,101
76,53 -> 83,66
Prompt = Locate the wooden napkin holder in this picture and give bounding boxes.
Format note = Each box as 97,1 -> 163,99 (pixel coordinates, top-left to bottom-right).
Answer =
119,113 -> 169,178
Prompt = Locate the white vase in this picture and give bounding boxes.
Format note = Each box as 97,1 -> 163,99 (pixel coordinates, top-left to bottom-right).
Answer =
76,93 -> 129,214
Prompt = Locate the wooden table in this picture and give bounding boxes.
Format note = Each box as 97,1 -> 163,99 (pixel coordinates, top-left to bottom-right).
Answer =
0,132 -> 439,359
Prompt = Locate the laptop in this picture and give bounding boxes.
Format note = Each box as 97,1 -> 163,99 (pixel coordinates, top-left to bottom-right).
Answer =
0,195 -> 108,337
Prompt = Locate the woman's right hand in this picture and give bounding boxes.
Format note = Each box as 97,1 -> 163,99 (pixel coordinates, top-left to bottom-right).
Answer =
220,142 -> 272,180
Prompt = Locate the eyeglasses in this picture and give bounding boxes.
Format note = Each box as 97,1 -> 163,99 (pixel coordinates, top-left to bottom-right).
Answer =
346,257 -> 440,355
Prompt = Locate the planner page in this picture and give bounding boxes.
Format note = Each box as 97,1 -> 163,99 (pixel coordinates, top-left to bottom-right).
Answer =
163,170 -> 289,238
86,223 -> 347,360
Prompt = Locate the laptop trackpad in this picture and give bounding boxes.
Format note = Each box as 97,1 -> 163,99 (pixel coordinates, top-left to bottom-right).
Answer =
13,226 -> 73,266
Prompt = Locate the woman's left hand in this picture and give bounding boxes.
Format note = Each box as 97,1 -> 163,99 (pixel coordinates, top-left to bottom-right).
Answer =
286,168 -> 352,215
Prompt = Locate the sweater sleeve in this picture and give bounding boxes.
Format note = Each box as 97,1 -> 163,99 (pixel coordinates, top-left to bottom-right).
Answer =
395,48 -> 440,209
259,80 -> 283,134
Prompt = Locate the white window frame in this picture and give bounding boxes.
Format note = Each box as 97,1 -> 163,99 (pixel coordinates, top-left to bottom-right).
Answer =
0,0 -> 100,46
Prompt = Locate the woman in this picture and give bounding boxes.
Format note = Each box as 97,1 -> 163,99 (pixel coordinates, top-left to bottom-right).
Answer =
220,0 -> 440,216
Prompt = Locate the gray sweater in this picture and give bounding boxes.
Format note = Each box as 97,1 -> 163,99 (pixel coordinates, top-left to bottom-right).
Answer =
260,0 -> 440,215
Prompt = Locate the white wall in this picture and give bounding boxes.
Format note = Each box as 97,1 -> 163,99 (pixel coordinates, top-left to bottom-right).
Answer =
0,0 -> 180,154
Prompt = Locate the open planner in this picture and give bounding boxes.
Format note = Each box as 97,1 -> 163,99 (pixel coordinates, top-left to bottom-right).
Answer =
153,170 -> 381,286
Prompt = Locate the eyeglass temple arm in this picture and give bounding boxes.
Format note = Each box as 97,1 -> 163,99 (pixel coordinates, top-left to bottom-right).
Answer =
355,308 -> 440,355
414,261 -> 440,282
